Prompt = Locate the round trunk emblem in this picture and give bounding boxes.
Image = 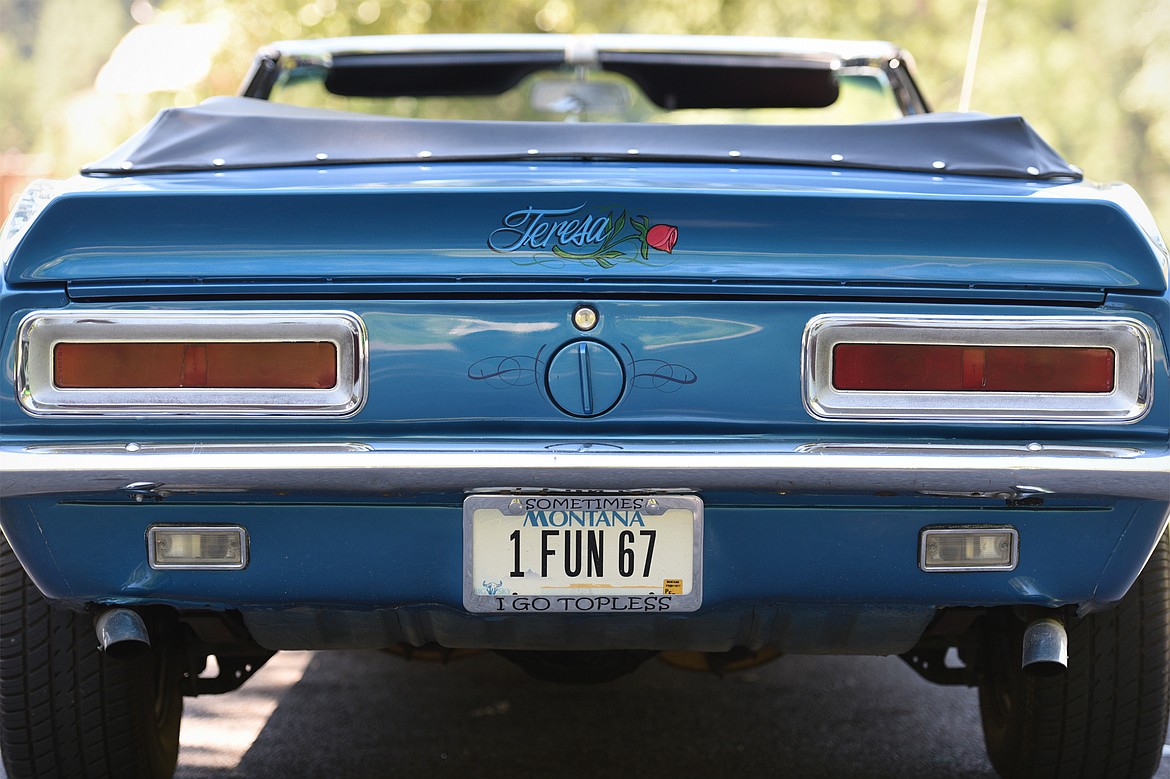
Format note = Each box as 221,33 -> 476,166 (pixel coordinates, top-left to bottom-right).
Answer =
546,340 -> 625,417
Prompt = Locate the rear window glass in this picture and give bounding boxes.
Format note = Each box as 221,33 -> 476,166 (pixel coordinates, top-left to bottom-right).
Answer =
269,65 -> 903,125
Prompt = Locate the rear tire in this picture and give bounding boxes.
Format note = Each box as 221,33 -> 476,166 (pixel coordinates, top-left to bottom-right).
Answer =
0,533 -> 182,779
978,530 -> 1170,779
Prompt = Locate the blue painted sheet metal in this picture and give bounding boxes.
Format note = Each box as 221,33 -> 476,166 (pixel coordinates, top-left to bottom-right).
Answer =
3,298 -> 1166,440
2,495 -> 1165,643
6,163 -> 1166,291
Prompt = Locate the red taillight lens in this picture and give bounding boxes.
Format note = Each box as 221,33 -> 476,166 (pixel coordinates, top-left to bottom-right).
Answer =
832,344 -> 1115,393
54,342 -> 337,389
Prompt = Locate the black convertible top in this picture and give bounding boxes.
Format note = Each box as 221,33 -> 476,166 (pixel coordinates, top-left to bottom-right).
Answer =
84,96 -> 1080,180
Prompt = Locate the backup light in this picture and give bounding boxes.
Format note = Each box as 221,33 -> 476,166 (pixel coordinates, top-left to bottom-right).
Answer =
920,527 -> 1017,572
148,526 -> 247,570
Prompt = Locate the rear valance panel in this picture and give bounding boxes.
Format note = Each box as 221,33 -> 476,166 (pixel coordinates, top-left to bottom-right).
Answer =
6,187 -> 1165,292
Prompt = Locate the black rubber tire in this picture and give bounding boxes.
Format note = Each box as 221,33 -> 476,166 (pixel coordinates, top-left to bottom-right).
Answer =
978,529 -> 1170,779
0,533 -> 182,779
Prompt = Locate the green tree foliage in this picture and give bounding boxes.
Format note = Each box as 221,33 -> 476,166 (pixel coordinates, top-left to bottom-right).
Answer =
0,35 -> 37,150
0,0 -> 132,151
963,0 -> 1170,218
2,0 -> 1169,230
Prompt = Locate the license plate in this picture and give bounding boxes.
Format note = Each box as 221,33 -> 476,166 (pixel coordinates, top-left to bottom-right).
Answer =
463,494 -> 703,613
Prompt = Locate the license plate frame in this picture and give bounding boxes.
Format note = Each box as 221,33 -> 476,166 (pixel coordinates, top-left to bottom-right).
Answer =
463,494 -> 703,614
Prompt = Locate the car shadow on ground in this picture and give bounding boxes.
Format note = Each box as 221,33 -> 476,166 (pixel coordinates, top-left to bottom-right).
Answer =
176,651 -> 1008,779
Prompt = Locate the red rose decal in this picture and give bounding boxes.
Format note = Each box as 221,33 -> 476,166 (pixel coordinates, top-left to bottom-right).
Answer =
646,224 -> 678,253
494,208 -> 678,268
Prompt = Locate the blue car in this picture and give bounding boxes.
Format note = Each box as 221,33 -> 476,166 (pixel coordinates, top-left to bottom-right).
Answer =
1,34 -> 1167,779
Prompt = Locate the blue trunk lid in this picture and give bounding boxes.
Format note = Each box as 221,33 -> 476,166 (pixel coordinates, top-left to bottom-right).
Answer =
6,163 -> 1167,293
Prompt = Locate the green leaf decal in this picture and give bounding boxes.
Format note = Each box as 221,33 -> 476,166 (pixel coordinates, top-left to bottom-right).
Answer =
503,209 -> 676,271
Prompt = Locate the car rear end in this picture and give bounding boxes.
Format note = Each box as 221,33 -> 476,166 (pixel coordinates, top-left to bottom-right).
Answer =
4,156 -> 1167,641
1,33 -> 1168,779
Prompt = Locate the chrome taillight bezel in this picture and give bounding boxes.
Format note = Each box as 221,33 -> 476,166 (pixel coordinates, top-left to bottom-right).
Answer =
15,310 -> 367,417
802,315 -> 1154,423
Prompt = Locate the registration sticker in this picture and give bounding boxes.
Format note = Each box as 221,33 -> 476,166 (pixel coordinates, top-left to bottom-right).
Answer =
463,494 -> 703,613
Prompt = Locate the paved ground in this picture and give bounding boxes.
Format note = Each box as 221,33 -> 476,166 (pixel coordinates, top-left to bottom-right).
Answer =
168,650 -> 1170,779
4,650 -> 1170,777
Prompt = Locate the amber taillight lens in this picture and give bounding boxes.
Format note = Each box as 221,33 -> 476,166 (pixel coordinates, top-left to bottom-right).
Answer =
832,344 -> 1115,393
54,342 -> 337,389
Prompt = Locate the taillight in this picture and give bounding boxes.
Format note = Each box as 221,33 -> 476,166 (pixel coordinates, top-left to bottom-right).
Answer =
832,344 -> 1115,393
804,315 -> 1152,422
16,311 -> 366,416
54,342 -> 337,389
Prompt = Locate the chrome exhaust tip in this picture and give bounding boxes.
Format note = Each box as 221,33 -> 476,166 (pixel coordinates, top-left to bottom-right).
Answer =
94,608 -> 151,660
1021,617 -> 1068,677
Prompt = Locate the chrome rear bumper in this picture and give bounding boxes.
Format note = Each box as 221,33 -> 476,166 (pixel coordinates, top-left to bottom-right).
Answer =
2,441 -> 1167,501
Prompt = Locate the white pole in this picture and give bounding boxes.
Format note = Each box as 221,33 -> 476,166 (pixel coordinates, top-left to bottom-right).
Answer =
959,0 -> 990,112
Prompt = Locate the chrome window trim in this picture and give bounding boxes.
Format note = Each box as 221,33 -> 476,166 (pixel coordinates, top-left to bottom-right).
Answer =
267,34 -> 904,64
251,35 -> 925,115
15,310 -> 367,417
802,315 -> 1154,423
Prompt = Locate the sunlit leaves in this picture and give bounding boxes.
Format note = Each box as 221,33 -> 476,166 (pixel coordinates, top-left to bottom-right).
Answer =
1,0 -> 1168,230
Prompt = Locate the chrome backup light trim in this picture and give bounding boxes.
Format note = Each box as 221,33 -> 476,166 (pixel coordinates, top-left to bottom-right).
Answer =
146,525 -> 248,570
15,311 -> 367,416
803,315 -> 1154,423
918,527 -> 1019,573
1,441 -> 1167,501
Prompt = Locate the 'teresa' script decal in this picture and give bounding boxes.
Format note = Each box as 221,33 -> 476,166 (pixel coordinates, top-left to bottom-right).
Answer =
488,204 -> 678,269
